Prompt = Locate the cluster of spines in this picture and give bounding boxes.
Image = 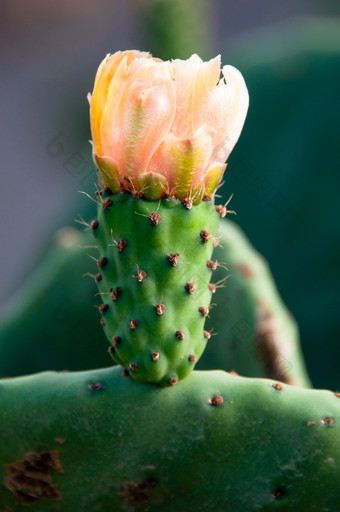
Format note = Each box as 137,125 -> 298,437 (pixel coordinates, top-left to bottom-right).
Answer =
88,188 -> 225,385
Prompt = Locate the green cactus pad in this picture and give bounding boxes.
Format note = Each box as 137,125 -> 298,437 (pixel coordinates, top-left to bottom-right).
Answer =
92,192 -> 220,386
1,366 -> 340,511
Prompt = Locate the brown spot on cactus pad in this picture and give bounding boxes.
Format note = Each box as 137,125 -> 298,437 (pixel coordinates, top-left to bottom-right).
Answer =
321,417 -> 335,425
88,382 -> 104,391
118,477 -> 157,505
272,487 -> 286,500
4,451 -> 63,504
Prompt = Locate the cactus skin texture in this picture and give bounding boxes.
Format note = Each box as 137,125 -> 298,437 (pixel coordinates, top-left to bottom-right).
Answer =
93,191 -> 219,386
1,365 -> 340,511
200,219 -> 311,388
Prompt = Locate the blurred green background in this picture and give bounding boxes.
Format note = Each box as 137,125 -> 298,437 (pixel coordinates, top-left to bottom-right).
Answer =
0,0 -> 339,388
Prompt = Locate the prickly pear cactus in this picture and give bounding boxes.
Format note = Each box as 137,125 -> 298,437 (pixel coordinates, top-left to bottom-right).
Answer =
87,49 -> 248,385
92,191 -> 219,386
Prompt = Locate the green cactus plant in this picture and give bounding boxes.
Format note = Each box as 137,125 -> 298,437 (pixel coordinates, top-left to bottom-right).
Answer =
1,366 -> 340,511
92,191 -> 219,385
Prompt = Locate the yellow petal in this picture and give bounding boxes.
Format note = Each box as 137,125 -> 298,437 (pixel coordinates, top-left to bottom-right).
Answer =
94,154 -> 121,193
150,125 -> 214,200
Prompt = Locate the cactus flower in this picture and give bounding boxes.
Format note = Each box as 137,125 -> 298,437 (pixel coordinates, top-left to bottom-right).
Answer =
89,50 -> 248,202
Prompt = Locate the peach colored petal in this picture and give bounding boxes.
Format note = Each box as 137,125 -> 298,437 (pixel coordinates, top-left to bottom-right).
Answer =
171,55 -> 221,138
91,51 -> 151,155
121,79 -> 176,180
100,58 -> 174,178
207,65 -> 249,164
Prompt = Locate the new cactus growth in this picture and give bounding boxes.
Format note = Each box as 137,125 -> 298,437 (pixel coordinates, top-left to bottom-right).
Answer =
88,50 -> 248,384
93,191 -> 219,385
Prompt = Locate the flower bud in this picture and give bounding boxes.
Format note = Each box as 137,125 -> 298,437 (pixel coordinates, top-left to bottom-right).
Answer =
89,50 -> 248,202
